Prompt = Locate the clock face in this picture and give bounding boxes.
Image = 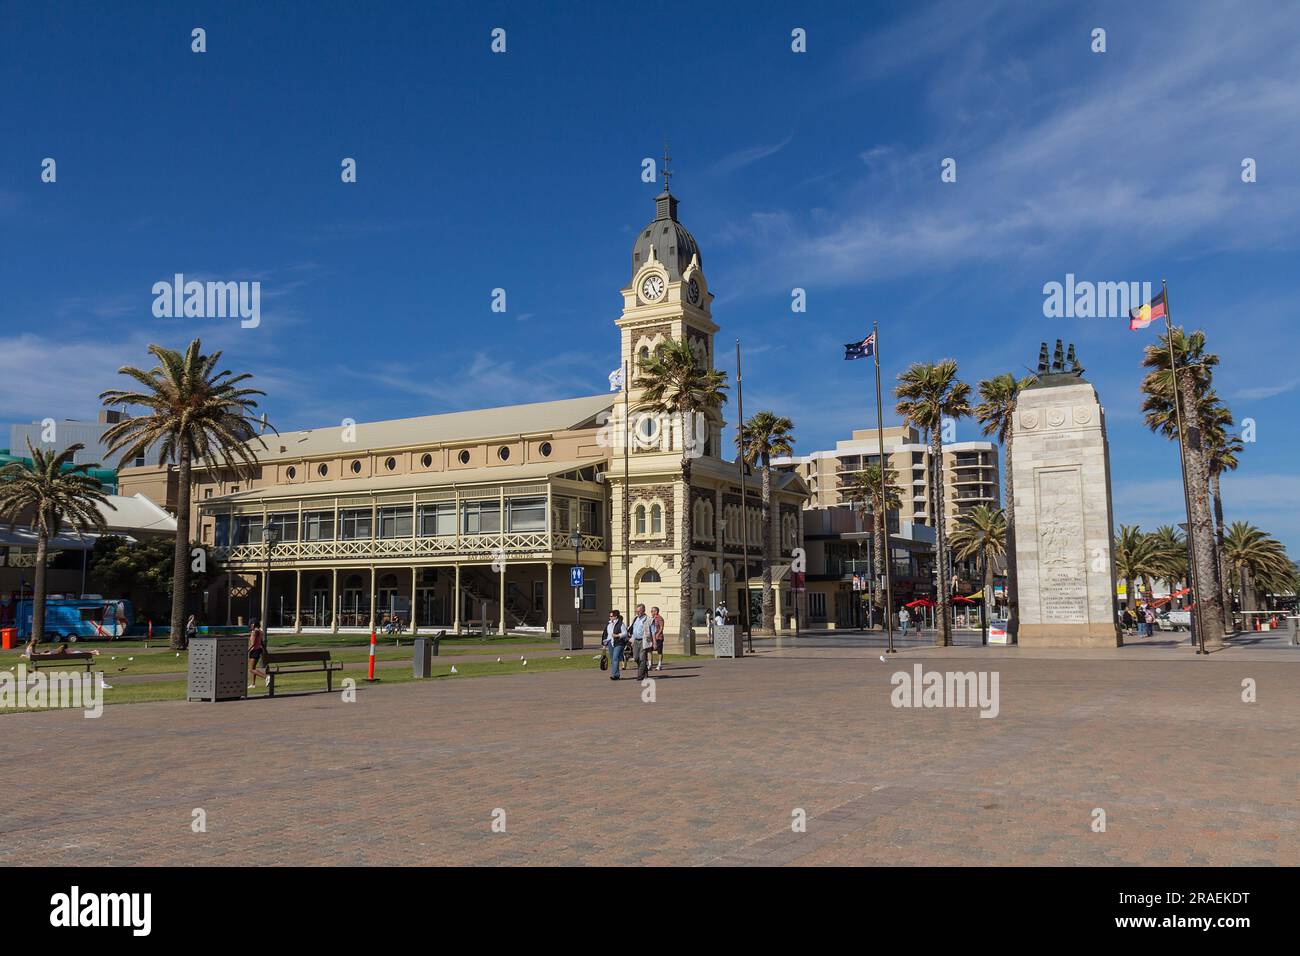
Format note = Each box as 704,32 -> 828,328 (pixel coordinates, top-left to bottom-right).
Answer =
640,274 -> 665,301
687,278 -> 701,304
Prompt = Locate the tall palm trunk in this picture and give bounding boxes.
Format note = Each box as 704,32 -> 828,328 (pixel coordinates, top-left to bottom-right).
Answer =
759,455 -> 775,632
169,445 -> 192,649
678,448 -> 694,652
1211,474 -> 1232,632
873,511 -> 885,623
931,430 -> 952,646
30,527 -> 50,646
1176,376 -> 1225,645
980,553 -> 991,645
1003,432 -> 1019,641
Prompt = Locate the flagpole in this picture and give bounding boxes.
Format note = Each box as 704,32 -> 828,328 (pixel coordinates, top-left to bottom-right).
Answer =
1162,279 -> 1207,656
873,323 -> 897,654
623,358 -> 631,620
735,338 -> 752,652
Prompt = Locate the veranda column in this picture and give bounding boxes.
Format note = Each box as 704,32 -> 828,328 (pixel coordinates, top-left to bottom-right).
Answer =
330,567 -> 339,634
774,579 -> 784,634
498,486 -> 507,635
294,569 -> 303,633
545,560 -> 554,634
498,559 -> 507,635
453,563 -> 461,635
409,566 -> 419,636
368,566 -> 377,630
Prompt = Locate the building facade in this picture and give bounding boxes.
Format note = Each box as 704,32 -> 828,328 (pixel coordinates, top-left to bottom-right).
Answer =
775,424 -> 1000,534
116,186 -> 807,650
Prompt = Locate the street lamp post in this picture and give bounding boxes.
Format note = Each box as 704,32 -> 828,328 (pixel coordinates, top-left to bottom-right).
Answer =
260,523 -> 279,640
570,527 -> 583,643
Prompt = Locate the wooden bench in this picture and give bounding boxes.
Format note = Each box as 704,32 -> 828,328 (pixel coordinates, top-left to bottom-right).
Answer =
264,650 -> 343,697
26,651 -> 96,673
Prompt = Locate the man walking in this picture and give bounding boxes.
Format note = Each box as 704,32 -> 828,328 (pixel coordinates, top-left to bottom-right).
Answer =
630,603 -> 650,680
899,605 -> 911,638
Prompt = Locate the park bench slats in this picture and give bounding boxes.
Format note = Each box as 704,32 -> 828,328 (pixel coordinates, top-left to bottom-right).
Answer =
27,651 -> 96,672
263,649 -> 342,697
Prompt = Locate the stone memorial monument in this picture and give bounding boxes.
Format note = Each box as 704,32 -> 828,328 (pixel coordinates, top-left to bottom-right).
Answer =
1012,341 -> 1121,647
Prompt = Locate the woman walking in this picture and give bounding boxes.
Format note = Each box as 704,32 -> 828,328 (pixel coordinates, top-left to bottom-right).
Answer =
248,619 -> 268,689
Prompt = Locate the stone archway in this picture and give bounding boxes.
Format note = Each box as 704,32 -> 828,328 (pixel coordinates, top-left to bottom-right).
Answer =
633,554 -> 669,619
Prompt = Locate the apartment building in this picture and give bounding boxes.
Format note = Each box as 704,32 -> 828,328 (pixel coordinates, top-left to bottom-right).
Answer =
774,424 -> 1000,534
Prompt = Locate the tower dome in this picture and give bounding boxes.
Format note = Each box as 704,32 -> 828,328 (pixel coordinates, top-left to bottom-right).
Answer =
631,190 -> 700,282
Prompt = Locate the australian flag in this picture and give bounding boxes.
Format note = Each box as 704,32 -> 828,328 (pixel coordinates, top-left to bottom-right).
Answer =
843,332 -> 876,360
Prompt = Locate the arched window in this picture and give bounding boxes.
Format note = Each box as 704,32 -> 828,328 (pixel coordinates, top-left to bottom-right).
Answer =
640,569 -> 661,583
650,504 -> 663,535
635,504 -> 646,535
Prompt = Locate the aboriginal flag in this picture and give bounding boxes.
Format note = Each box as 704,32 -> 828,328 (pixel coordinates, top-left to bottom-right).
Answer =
1129,290 -> 1167,330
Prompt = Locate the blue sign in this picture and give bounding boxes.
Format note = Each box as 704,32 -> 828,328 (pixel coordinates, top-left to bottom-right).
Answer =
570,566 -> 584,588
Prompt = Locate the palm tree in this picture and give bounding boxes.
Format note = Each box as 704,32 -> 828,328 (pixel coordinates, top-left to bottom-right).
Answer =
635,337 -> 729,647
974,372 -> 1035,642
100,340 -> 270,649
0,441 -> 114,648
738,411 -> 795,633
949,505 -> 1006,645
1202,399 -> 1242,630
1222,522 -> 1293,613
1113,524 -> 1162,609
844,464 -> 902,616
1140,327 -> 1225,644
895,359 -> 971,646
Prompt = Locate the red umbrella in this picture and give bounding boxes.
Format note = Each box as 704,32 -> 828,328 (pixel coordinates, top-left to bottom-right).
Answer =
905,598 -> 935,608
952,594 -> 977,604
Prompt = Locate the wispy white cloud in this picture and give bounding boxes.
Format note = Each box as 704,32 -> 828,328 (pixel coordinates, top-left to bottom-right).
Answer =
727,1 -> 1300,294
712,134 -> 794,176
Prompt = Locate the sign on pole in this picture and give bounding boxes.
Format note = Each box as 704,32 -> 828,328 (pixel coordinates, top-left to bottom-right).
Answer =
570,566 -> 584,588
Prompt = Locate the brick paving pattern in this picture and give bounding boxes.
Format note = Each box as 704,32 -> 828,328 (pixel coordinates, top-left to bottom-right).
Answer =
1,640 -> 1295,866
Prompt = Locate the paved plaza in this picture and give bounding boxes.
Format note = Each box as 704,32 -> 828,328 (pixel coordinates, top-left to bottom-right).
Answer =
2,634 -> 1296,866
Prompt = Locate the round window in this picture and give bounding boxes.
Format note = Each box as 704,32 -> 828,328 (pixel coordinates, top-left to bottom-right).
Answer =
351,460 -> 362,474
385,456 -> 397,471
539,441 -> 552,458
498,447 -> 510,461
421,453 -> 433,468
317,463 -> 328,477
458,450 -> 470,465
286,466 -> 296,480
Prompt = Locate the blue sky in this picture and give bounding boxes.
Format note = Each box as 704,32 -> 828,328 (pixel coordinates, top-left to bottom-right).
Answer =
2,0 -> 1298,551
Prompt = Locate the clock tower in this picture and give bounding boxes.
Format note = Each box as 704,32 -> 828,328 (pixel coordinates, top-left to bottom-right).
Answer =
609,180 -> 726,651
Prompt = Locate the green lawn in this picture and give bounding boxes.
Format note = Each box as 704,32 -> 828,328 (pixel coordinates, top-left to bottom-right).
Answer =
0,650 -> 699,712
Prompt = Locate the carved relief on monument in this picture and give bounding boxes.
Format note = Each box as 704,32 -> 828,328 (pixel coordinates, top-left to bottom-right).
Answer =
1072,405 -> 1092,425
1020,410 -> 1040,430
1046,407 -> 1066,428
1035,468 -> 1090,624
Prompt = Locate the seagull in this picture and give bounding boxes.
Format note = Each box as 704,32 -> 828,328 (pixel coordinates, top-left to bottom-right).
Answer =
449,665 -> 458,674
521,660 -> 528,666
496,657 -> 502,663
879,655 -> 888,663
